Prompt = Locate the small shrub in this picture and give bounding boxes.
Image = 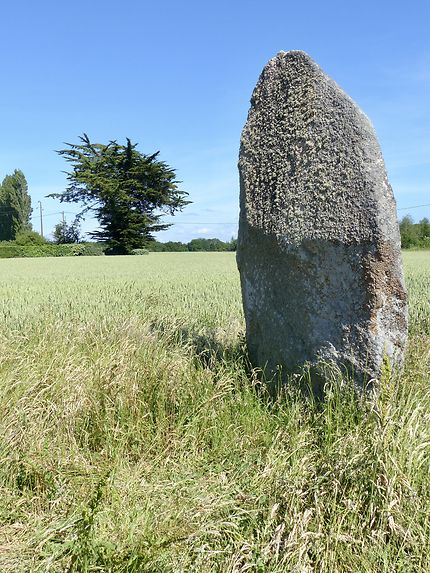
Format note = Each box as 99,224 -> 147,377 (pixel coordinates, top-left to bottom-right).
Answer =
14,230 -> 47,245
71,245 -> 86,256
131,248 -> 149,256
80,243 -> 105,256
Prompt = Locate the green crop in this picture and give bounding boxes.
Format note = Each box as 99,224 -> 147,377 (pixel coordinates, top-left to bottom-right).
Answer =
0,251 -> 429,572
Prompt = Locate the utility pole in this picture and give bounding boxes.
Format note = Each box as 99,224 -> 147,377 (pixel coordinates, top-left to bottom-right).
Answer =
62,211 -> 65,224
38,201 -> 44,238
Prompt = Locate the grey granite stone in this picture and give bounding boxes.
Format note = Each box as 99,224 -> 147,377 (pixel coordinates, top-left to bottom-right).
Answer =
237,51 -> 408,391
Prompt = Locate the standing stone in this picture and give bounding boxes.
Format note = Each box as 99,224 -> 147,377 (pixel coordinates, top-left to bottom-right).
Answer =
237,51 -> 407,390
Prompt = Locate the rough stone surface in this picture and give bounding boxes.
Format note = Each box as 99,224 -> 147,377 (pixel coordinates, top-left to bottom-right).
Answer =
237,51 -> 408,390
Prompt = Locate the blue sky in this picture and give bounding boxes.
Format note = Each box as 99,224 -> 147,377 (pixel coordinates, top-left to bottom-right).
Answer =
1,0 -> 429,241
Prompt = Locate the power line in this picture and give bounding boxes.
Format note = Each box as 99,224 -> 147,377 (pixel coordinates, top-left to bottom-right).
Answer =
398,203 -> 430,211
0,209 -> 77,218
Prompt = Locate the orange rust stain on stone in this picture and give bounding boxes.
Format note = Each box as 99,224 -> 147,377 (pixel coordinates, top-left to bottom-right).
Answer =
363,241 -> 407,336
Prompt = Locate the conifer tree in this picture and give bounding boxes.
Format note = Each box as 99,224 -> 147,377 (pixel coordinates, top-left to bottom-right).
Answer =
51,134 -> 190,254
0,170 -> 32,241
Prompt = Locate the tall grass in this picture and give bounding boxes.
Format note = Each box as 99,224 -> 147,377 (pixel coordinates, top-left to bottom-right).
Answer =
0,252 -> 429,572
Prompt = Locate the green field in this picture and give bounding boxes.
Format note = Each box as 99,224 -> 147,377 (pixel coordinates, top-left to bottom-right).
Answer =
0,252 -> 429,572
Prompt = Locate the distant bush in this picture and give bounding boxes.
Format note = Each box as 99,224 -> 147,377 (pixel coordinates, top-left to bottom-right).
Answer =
78,243 -> 106,256
14,230 -> 47,245
149,241 -> 189,252
0,242 -> 105,259
131,248 -> 149,255
187,238 -> 228,252
400,216 -> 430,249
70,245 -> 86,256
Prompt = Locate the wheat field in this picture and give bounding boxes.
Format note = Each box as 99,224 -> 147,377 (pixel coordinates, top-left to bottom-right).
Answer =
0,251 -> 429,572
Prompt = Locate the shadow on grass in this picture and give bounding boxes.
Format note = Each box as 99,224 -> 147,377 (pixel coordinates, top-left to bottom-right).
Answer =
148,319 -> 249,369
147,318 -> 374,409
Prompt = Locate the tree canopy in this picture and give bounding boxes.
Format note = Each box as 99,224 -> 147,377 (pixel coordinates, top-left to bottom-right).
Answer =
52,220 -> 81,244
0,170 -> 32,241
50,134 -> 190,254
399,215 -> 430,249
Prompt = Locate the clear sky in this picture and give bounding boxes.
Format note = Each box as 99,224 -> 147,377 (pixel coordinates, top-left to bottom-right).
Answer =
1,0 -> 429,241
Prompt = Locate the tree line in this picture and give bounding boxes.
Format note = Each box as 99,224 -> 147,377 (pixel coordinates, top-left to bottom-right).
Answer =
148,237 -> 237,252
